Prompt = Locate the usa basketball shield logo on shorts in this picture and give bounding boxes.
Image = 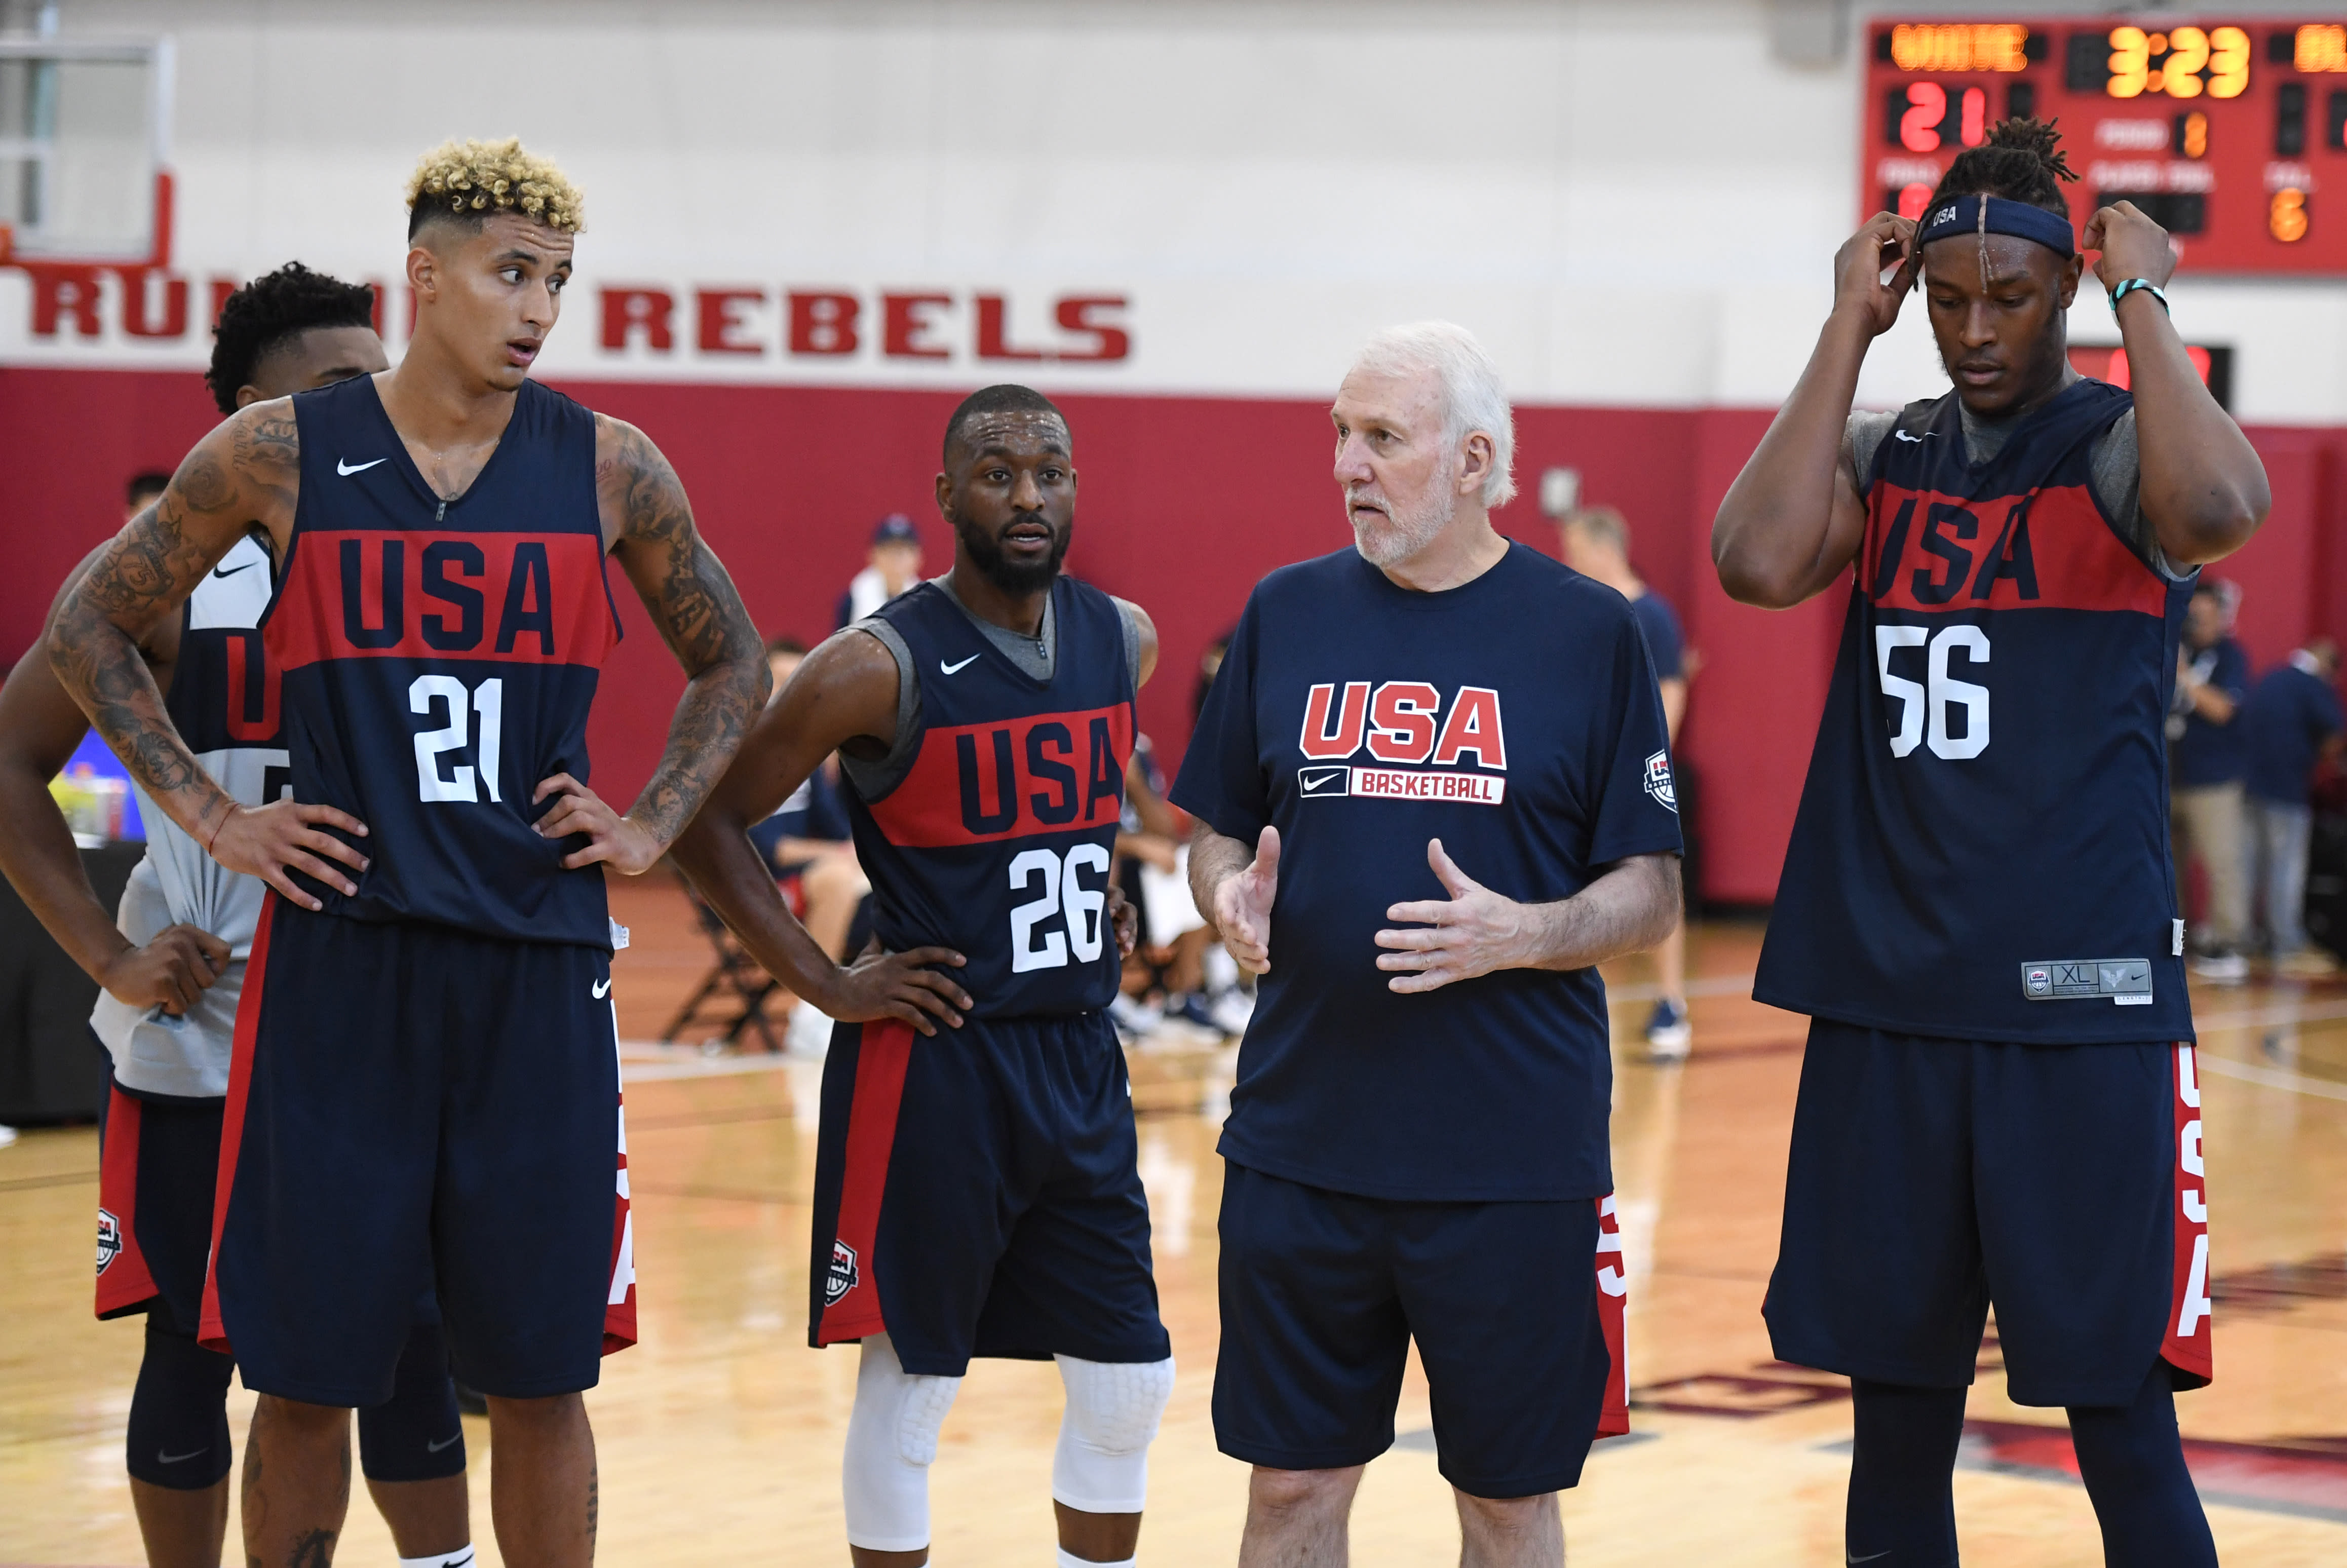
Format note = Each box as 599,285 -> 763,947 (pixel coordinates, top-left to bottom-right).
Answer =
825,1239 -> 861,1305
95,1208 -> 122,1274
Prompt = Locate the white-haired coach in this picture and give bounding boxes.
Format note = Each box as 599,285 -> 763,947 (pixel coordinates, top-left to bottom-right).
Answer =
1173,322 -> 1683,1566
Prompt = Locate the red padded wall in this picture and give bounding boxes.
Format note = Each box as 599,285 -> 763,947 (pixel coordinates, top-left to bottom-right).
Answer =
5,365 -> 2340,905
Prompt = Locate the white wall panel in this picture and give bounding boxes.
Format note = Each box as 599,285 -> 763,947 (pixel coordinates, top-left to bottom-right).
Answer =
2,0 -> 2337,419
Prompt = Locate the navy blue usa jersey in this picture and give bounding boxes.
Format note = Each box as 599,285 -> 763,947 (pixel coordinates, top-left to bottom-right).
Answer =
1756,379 -> 2196,1042
844,577 -> 1134,1019
1171,543 -> 1682,1203
262,375 -> 620,945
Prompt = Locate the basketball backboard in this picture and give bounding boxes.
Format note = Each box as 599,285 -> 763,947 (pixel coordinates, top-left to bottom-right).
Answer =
0,34 -> 172,268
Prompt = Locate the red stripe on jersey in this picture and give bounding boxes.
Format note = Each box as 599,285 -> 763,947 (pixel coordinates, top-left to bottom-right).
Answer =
1862,482 -> 2168,617
94,1085 -> 160,1320
1595,1193 -> 1631,1438
2165,1043 -> 2214,1388
813,1020 -> 913,1346
200,891 -> 277,1355
867,703 -> 1133,849
266,529 -> 620,670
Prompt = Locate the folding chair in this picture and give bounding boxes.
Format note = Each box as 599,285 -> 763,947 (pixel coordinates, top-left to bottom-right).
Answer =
660,871 -> 786,1053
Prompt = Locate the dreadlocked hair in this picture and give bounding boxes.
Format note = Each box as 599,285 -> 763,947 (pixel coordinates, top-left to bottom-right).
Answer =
205,262 -> 375,416
1921,116 -> 2076,218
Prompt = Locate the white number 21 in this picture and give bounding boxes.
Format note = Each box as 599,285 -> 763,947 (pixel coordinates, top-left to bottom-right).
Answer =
411,674 -> 504,802
1875,625 -> 1989,760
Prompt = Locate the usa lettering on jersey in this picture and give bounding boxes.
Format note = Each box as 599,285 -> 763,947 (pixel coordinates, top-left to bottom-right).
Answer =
1861,483 -> 2167,617
1294,680 -> 1507,804
268,530 -> 614,668
865,704 -> 1132,848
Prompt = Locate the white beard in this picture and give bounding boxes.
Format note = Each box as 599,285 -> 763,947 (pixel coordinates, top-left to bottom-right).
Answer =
1349,482 -> 1456,568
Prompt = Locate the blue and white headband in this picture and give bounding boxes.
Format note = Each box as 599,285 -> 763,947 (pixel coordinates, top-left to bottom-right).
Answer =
1915,193 -> 2075,258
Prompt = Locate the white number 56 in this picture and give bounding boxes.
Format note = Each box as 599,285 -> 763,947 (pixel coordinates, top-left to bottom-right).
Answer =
1875,625 -> 1989,760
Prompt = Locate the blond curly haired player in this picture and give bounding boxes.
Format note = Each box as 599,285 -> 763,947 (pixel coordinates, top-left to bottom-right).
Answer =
47,137 -> 769,1567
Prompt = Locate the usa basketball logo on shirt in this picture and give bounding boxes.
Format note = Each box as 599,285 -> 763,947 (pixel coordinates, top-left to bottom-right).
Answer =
95,1209 -> 122,1274
1295,681 -> 1508,805
1642,750 -> 1677,812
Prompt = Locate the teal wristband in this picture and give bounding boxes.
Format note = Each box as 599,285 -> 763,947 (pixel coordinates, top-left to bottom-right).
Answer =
2109,278 -> 2170,316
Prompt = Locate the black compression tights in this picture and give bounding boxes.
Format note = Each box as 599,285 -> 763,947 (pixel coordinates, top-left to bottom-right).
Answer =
1846,1364 -> 2217,1567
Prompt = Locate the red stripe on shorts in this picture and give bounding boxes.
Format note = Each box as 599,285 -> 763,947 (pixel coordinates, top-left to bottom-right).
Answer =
814,1019 -> 914,1345
1595,1192 -> 1631,1437
604,1018 -> 638,1354
94,1084 -> 159,1319
199,891 -> 278,1355
2164,1042 -> 2214,1387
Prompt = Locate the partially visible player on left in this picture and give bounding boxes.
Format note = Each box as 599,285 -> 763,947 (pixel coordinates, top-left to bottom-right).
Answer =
0,263 -> 475,1568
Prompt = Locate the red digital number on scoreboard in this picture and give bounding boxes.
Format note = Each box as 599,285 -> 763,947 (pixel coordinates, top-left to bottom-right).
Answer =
1864,19 -> 2347,274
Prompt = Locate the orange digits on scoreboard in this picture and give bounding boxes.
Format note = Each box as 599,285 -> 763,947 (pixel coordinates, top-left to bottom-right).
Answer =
2271,188 -> 2310,244
2108,26 -> 2150,99
2208,26 -> 2249,98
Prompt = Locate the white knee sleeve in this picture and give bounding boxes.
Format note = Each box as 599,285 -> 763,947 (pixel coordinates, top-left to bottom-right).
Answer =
842,1333 -> 963,1552
1051,1354 -> 1175,1515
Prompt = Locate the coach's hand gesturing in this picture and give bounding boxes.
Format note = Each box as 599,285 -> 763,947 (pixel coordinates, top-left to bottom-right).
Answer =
1206,826 -> 1280,975
1374,838 -> 1534,993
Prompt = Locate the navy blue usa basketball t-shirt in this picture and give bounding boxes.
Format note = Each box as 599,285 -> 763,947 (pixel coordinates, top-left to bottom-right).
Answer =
1172,542 -> 1681,1202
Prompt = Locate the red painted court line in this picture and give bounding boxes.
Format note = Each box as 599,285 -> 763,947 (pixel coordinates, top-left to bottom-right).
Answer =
1960,1419 -> 2347,1523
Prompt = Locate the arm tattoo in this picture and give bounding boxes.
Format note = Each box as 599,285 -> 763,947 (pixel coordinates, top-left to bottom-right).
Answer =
47,485 -> 244,835
599,417 -> 770,847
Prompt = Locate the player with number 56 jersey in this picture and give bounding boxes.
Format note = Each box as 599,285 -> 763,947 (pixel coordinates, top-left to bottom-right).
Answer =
1712,119 -> 2269,1568
674,386 -> 1177,1567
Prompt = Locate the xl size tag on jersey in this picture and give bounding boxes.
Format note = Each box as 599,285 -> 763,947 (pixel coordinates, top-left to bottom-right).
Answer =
2021,959 -> 2151,1004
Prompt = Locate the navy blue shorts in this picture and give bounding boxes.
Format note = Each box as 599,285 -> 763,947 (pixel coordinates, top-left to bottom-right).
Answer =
1214,1163 -> 1629,1500
1765,1021 -> 2213,1407
96,1073 -> 233,1334
809,1012 -> 1169,1376
202,896 -> 636,1406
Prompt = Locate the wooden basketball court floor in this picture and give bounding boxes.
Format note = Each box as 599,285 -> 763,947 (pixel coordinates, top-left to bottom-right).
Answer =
5,879 -> 2345,1565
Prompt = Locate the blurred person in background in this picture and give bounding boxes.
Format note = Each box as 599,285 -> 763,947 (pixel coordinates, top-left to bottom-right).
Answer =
751,636 -> 872,1055
2171,580 -> 2251,982
834,512 -> 926,629
1561,505 -> 1697,1060
126,470 -> 172,520
2241,636 -> 2344,977
1109,737 -> 1251,1044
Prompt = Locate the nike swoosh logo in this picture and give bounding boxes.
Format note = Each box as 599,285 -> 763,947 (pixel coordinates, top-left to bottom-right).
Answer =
1849,1552 -> 1894,1564
157,1445 -> 209,1465
211,561 -> 259,579
940,654 -> 981,674
1300,769 -> 1345,790
337,457 -> 387,475
427,1432 -> 463,1453
1893,431 -> 1926,443
592,978 -> 612,999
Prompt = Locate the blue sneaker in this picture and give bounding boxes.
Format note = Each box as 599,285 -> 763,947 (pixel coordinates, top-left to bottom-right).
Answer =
1643,999 -> 1690,1062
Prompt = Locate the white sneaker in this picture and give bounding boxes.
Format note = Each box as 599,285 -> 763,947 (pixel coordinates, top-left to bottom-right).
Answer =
2189,949 -> 2249,985
1207,987 -> 1256,1038
784,999 -> 834,1059
0,1125 -> 16,1150
1108,992 -> 1163,1044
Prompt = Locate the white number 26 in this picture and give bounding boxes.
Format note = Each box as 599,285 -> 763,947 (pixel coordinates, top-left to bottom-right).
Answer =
1008,844 -> 1110,973
1875,625 -> 1989,760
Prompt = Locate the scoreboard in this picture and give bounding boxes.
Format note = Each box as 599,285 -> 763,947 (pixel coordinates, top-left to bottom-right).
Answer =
1864,18 -> 2347,274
